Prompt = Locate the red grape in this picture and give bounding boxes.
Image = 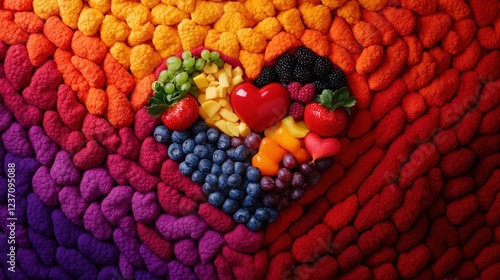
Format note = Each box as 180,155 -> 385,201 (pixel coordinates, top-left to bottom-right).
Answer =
306,170 -> 321,186
275,178 -> 289,190
299,163 -> 314,175
277,168 -> 292,182
282,153 -> 297,169
291,172 -> 306,188
277,196 -> 290,210
290,188 -> 305,200
260,176 -> 275,191
244,133 -> 261,150
231,137 -> 244,148
315,157 -> 333,171
263,192 -> 280,207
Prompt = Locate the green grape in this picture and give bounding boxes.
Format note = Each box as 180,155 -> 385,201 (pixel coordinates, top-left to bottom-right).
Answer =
201,49 -> 211,60
175,72 -> 189,84
214,58 -> 224,68
188,77 -> 194,84
167,67 -> 177,74
183,57 -> 195,68
210,51 -> 220,61
182,50 -> 192,60
185,66 -> 196,74
166,56 -> 182,71
152,81 -> 162,91
159,70 -> 169,83
181,83 -> 191,92
165,83 -> 175,93
195,58 -> 205,70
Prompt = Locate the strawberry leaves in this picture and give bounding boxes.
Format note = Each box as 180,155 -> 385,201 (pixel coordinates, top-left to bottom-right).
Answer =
314,87 -> 356,114
147,81 -> 188,118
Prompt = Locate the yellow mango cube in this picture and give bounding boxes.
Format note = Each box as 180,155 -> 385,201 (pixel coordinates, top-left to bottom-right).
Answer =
218,99 -> 233,110
203,63 -> 218,74
214,68 -> 225,79
239,122 -> 251,137
201,100 -> 221,117
209,81 -> 220,87
208,111 -> 221,121
215,120 -> 232,136
197,93 -> 206,104
198,107 -> 208,120
281,116 -> 309,138
219,108 -> 239,122
193,73 -> 209,88
231,75 -> 244,87
219,73 -> 229,88
205,87 -> 217,100
232,66 -> 243,77
226,122 -> 240,137
206,74 -> 215,82
217,86 -> 227,98
264,122 -> 281,138
224,63 -> 232,78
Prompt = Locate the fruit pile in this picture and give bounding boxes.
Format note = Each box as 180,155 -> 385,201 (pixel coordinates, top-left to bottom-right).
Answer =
148,47 -> 354,230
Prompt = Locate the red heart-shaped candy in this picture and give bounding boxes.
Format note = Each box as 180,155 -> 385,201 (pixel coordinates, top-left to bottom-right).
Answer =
230,83 -> 290,132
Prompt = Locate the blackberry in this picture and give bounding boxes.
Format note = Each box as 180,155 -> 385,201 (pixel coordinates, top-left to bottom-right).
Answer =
312,80 -> 329,94
254,66 -> 278,87
294,46 -> 316,67
293,65 -> 312,84
313,57 -> 333,78
275,53 -> 296,84
327,68 -> 346,90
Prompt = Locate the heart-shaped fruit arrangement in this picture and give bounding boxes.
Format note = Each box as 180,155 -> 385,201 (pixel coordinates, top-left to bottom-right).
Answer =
147,46 -> 356,231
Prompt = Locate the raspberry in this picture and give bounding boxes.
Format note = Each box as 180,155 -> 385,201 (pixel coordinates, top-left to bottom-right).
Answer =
298,83 -> 316,103
254,66 -> 278,88
294,46 -> 316,67
313,57 -> 333,78
275,53 -> 296,84
287,81 -> 302,101
327,68 -> 346,90
312,80 -> 329,94
288,102 -> 305,120
293,65 -> 312,84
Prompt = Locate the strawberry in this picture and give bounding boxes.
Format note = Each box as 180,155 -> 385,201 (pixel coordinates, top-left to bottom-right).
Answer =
304,132 -> 341,161
303,87 -> 356,137
147,81 -> 199,131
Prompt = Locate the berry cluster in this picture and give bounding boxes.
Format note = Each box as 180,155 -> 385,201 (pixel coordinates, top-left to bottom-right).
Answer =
154,121 -> 279,231
254,46 -> 346,95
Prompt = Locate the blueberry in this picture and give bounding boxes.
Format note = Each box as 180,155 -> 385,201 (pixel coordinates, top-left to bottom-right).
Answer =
211,164 -> 222,176
205,173 -> 218,186
234,162 -> 245,175
218,174 -> 229,190
226,148 -> 235,159
266,208 -> 279,223
184,153 -> 199,168
247,216 -> 263,231
212,150 -> 227,165
245,166 -> 261,182
202,183 -> 216,195
254,207 -> 269,221
168,143 -> 184,161
195,132 -> 207,144
221,160 -> 234,175
207,128 -> 219,143
194,145 -> 209,158
246,182 -> 262,197
179,161 -> 194,176
222,199 -> 239,214
190,120 -> 208,134
198,159 -> 212,174
242,195 -> 258,209
182,139 -> 196,154
208,192 -> 224,207
206,143 -> 217,157
234,145 -> 251,161
233,208 -> 250,224
171,130 -> 190,144
191,170 -> 206,185
221,187 -> 231,197
227,174 -> 243,188
153,125 -> 171,143
217,134 -> 231,150
229,188 -> 245,200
